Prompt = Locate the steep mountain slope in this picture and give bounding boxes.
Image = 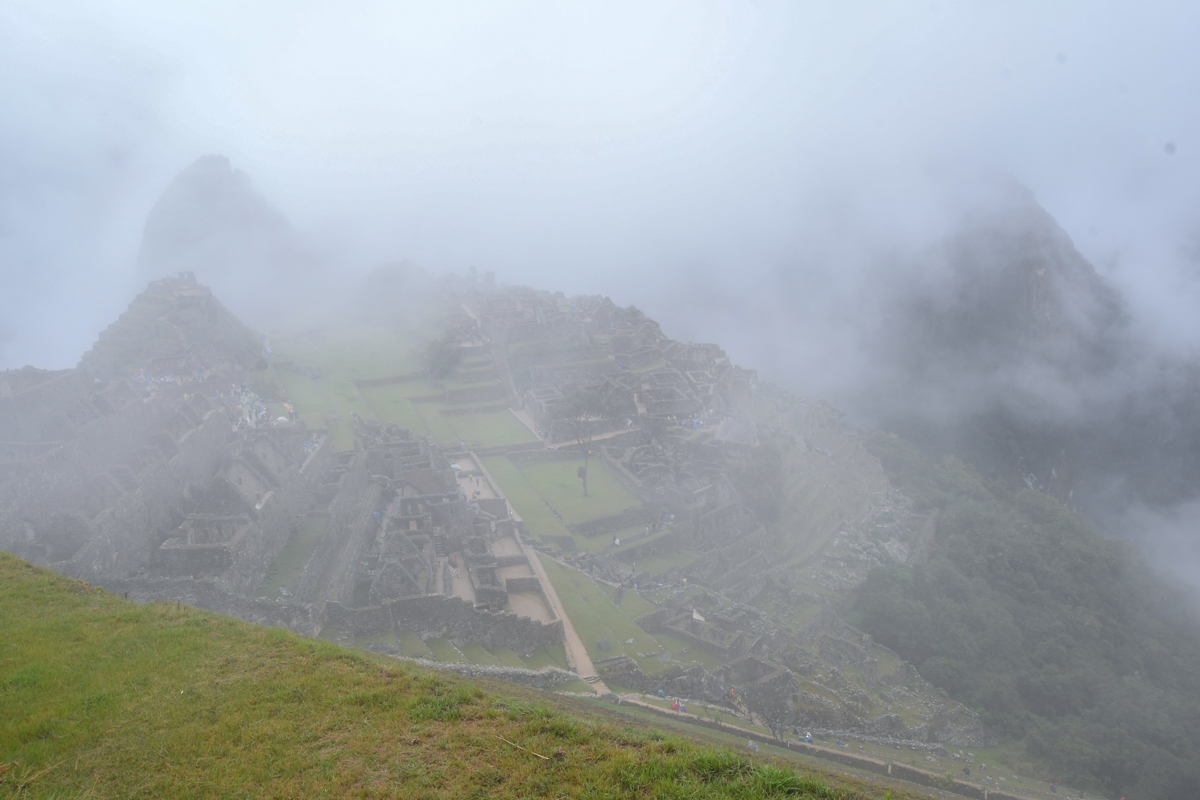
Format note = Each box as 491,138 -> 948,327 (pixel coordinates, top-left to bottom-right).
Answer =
839,188 -> 1200,561
852,434 -> 1200,799
731,374 -> 1199,798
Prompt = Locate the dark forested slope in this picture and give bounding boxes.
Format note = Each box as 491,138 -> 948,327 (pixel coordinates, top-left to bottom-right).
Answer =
852,433 -> 1200,800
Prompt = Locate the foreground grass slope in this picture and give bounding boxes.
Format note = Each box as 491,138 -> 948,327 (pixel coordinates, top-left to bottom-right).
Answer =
1,554 -> 897,799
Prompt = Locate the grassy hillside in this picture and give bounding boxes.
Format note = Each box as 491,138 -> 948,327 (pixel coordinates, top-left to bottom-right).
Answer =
1,553 -> 902,799
853,433 -> 1200,800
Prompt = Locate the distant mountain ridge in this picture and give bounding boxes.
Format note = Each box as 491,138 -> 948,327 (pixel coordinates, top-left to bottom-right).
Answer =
845,188 -> 1200,541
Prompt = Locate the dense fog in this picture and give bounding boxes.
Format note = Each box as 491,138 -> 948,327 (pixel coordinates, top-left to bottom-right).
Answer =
4,3 -> 1200,582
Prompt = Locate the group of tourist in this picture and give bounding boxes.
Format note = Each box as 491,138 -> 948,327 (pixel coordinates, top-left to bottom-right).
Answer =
130,368 -> 182,394
227,384 -> 271,430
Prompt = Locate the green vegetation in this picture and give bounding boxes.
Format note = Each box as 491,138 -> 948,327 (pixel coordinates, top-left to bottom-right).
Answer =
268,326 -> 535,449
517,459 -> 638,523
425,637 -> 467,663
624,548 -> 703,578
852,433 -> 1200,800
396,629 -> 435,659
539,557 -> 661,667
437,409 -> 536,448
268,325 -> 427,448
1,553 -> 889,798
481,455 -> 640,555
481,456 -> 575,542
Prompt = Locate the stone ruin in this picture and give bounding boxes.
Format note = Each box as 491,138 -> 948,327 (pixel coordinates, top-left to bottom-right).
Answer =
0,274 -> 564,656
2,274 -> 988,747
446,284 -> 989,746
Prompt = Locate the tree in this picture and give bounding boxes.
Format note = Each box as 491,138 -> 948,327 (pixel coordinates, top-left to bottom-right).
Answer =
553,386 -> 610,497
742,676 -> 798,743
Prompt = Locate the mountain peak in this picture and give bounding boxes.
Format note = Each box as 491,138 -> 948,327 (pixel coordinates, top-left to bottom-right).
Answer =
137,155 -> 293,298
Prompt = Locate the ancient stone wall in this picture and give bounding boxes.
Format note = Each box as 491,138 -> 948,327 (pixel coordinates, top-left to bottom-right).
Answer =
294,453 -> 370,603
61,403 -> 233,580
387,658 -> 580,689
502,576 -> 542,593
99,574 -> 326,636
326,595 -> 563,655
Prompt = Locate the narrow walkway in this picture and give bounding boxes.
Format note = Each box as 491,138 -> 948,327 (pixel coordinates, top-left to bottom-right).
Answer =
445,552 -> 476,604
454,454 -> 499,499
523,543 -> 609,694
472,451 -> 609,695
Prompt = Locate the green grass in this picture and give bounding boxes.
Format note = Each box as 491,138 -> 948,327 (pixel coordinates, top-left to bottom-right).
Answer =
517,460 -> 639,524
395,629 -> 435,659
486,646 -> 528,668
482,456 -> 577,544
425,637 -> 467,663
649,634 -> 729,672
538,557 -> 663,668
354,631 -> 399,650
255,514 -> 329,598
268,325 -> 536,450
625,548 -> 704,578
358,384 -> 433,435
555,679 -> 596,694
268,325 -> 430,448
0,553 -> 890,798
440,409 -> 537,448
458,643 -> 505,666
520,643 -> 572,671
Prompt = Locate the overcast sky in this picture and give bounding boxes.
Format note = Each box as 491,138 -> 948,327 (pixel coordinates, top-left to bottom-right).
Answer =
2,1 -> 1197,373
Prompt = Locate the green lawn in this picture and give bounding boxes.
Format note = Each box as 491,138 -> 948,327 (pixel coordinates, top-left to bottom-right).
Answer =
623,548 -> 704,579
358,384 -> 436,435
439,409 -> 537,448
268,326 -> 535,450
649,633 -> 729,672
516,459 -> 639,524
538,557 -> 662,667
267,324 -> 430,448
396,629 -> 435,659
481,456 -> 576,545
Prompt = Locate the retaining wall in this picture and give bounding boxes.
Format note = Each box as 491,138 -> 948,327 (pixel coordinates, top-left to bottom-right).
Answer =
326,594 -> 563,655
